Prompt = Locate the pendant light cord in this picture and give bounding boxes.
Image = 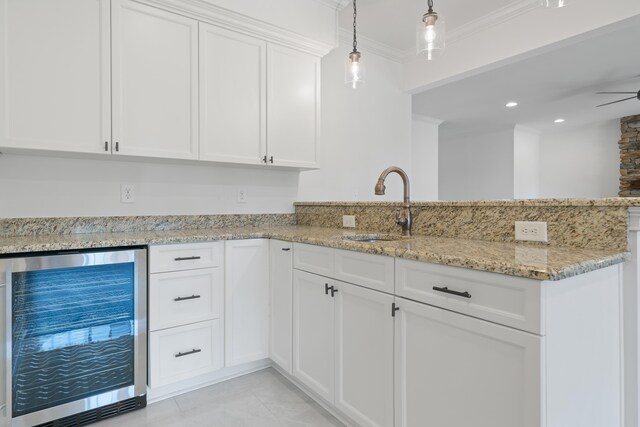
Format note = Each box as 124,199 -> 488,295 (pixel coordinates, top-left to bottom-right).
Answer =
352,0 -> 358,53
427,0 -> 434,13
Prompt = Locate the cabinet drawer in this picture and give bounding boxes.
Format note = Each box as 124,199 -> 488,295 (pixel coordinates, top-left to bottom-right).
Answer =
149,268 -> 222,331
334,248 -> 394,294
150,241 -> 222,273
149,320 -> 222,388
396,259 -> 543,334
293,243 -> 334,277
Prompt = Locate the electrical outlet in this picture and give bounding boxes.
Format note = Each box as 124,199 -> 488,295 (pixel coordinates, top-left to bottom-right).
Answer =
515,221 -> 548,243
120,184 -> 135,204
237,189 -> 247,203
343,215 -> 356,228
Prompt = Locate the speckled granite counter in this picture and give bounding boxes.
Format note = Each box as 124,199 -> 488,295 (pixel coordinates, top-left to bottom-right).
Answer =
0,225 -> 628,281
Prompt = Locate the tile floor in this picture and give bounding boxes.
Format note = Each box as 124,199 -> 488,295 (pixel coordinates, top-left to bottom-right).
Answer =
95,368 -> 345,427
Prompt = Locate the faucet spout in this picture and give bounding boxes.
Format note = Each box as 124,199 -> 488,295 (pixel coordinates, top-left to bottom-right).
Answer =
374,166 -> 412,236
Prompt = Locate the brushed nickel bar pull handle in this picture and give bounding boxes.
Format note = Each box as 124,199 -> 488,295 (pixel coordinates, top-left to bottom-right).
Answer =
174,256 -> 201,261
433,286 -> 471,299
269,156 -> 274,164
175,348 -> 202,358
281,248 -> 291,251
104,141 -> 109,152
115,141 -> 119,152
174,294 -> 201,302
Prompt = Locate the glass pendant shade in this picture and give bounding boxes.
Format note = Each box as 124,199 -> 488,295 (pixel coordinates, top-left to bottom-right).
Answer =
416,12 -> 445,60
540,0 -> 567,7
345,51 -> 365,89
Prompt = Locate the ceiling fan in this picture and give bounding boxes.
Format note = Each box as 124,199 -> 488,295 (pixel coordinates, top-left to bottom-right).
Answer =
596,89 -> 640,107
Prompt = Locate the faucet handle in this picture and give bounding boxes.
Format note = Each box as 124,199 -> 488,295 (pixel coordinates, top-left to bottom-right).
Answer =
395,208 -> 407,226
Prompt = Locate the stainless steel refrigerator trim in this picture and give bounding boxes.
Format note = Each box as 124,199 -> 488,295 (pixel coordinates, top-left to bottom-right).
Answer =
3,248 -> 147,427
3,264 -> 9,427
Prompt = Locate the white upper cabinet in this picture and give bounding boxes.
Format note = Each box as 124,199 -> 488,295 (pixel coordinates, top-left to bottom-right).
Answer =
199,24 -> 266,165
111,0 -> 198,160
0,0 -> 110,154
267,44 -> 320,168
1,0 -> 321,167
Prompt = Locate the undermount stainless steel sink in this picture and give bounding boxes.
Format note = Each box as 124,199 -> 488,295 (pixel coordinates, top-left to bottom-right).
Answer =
339,234 -> 403,243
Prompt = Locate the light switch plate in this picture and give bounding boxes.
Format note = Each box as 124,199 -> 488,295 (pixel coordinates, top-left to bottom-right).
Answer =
343,215 -> 356,228
515,221 -> 548,243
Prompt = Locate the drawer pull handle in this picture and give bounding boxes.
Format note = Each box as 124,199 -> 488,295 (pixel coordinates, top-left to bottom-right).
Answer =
281,248 -> 291,251
175,348 -> 202,358
174,294 -> 201,302
174,256 -> 201,261
433,286 -> 471,299
325,283 -> 331,295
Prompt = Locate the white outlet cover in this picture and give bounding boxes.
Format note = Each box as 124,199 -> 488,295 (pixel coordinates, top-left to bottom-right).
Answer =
515,221 -> 548,242
237,189 -> 247,203
120,184 -> 135,204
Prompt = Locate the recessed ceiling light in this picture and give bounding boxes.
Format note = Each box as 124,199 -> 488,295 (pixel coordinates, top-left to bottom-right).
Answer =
554,118 -> 565,123
505,101 -> 518,108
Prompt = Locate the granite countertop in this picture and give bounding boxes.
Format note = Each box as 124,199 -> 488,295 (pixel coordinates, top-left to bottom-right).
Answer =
0,225 -> 628,281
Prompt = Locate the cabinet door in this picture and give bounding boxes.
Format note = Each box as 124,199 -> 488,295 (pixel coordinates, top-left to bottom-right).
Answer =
269,240 -> 293,374
293,270 -> 334,403
199,24 -> 266,165
394,297 -> 542,427
224,239 -> 269,367
267,44 -> 319,168
334,281 -> 394,427
112,0 -> 198,159
0,0 -> 110,154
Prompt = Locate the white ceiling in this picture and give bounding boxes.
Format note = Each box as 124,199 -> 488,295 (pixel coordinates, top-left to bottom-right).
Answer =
338,0 -> 516,53
411,16 -> 640,138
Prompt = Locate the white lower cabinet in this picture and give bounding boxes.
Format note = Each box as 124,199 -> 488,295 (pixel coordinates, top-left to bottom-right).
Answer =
293,268 -> 395,427
335,282 -> 394,427
394,297 -> 542,427
293,270 -> 335,402
224,239 -> 270,367
270,240 -> 293,374
148,242 -> 224,390
149,320 -> 222,388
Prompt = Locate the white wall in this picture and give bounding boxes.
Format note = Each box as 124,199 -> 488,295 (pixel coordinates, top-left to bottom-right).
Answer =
513,126 -> 540,199
0,154 -> 299,218
411,115 -> 440,200
297,42 -> 412,202
438,128 -> 514,200
538,119 -> 620,198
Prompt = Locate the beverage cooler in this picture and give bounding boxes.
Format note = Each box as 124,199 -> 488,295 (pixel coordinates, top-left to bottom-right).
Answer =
0,247 -> 147,427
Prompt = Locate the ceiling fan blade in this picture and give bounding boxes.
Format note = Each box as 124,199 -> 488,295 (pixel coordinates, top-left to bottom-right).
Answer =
596,96 -> 638,107
596,92 -> 637,94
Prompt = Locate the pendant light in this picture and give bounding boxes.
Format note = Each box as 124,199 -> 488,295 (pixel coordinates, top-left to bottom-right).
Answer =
540,0 -> 567,7
345,0 -> 365,89
417,0 -> 445,60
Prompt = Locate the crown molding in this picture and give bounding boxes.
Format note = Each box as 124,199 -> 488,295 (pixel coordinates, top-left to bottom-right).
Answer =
338,28 -> 404,63
135,0 -> 335,56
447,0 -> 539,45
311,0 -> 350,10
514,124 -> 542,135
412,114 -> 444,126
